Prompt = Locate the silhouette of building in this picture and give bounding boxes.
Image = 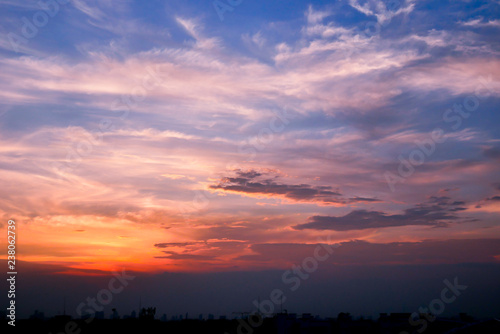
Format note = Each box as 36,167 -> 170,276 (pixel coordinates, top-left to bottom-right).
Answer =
139,307 -> 156,320
110,308 -> 120,320
123,310 -> 137,319
95,311 -> 104,320
29,310 -> 45,320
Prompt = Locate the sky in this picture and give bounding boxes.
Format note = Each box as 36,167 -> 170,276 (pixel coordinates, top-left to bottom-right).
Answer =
0,0 -> 500,320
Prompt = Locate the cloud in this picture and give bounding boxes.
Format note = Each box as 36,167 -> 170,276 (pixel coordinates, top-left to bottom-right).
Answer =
461,17 -> 500,28
348,196 -> 382,202
175,16 -> 220,49
236,239 -> 500,265
293,197 -> 468,231
72,0 -> 106,21
154,242 -> 199,248
209,169 -> 341,202
348,0 -> 415,25
152,239 -> 250,265
483,146 -> 500,160
305,5 -> 331,25
155,251 -> 215,261
176,17 -> 199,39
242,31 -> 266,49
209,169 -> 380,205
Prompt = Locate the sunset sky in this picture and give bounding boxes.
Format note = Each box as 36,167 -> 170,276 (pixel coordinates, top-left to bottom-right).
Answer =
1,0 -> 500,319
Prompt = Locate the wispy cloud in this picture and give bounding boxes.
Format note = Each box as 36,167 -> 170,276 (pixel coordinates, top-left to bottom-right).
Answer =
461,17 -> 500,28
348,0 -> 416,25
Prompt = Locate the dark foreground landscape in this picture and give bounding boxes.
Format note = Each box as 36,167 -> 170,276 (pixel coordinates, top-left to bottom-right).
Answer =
4,312 -> 500,334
